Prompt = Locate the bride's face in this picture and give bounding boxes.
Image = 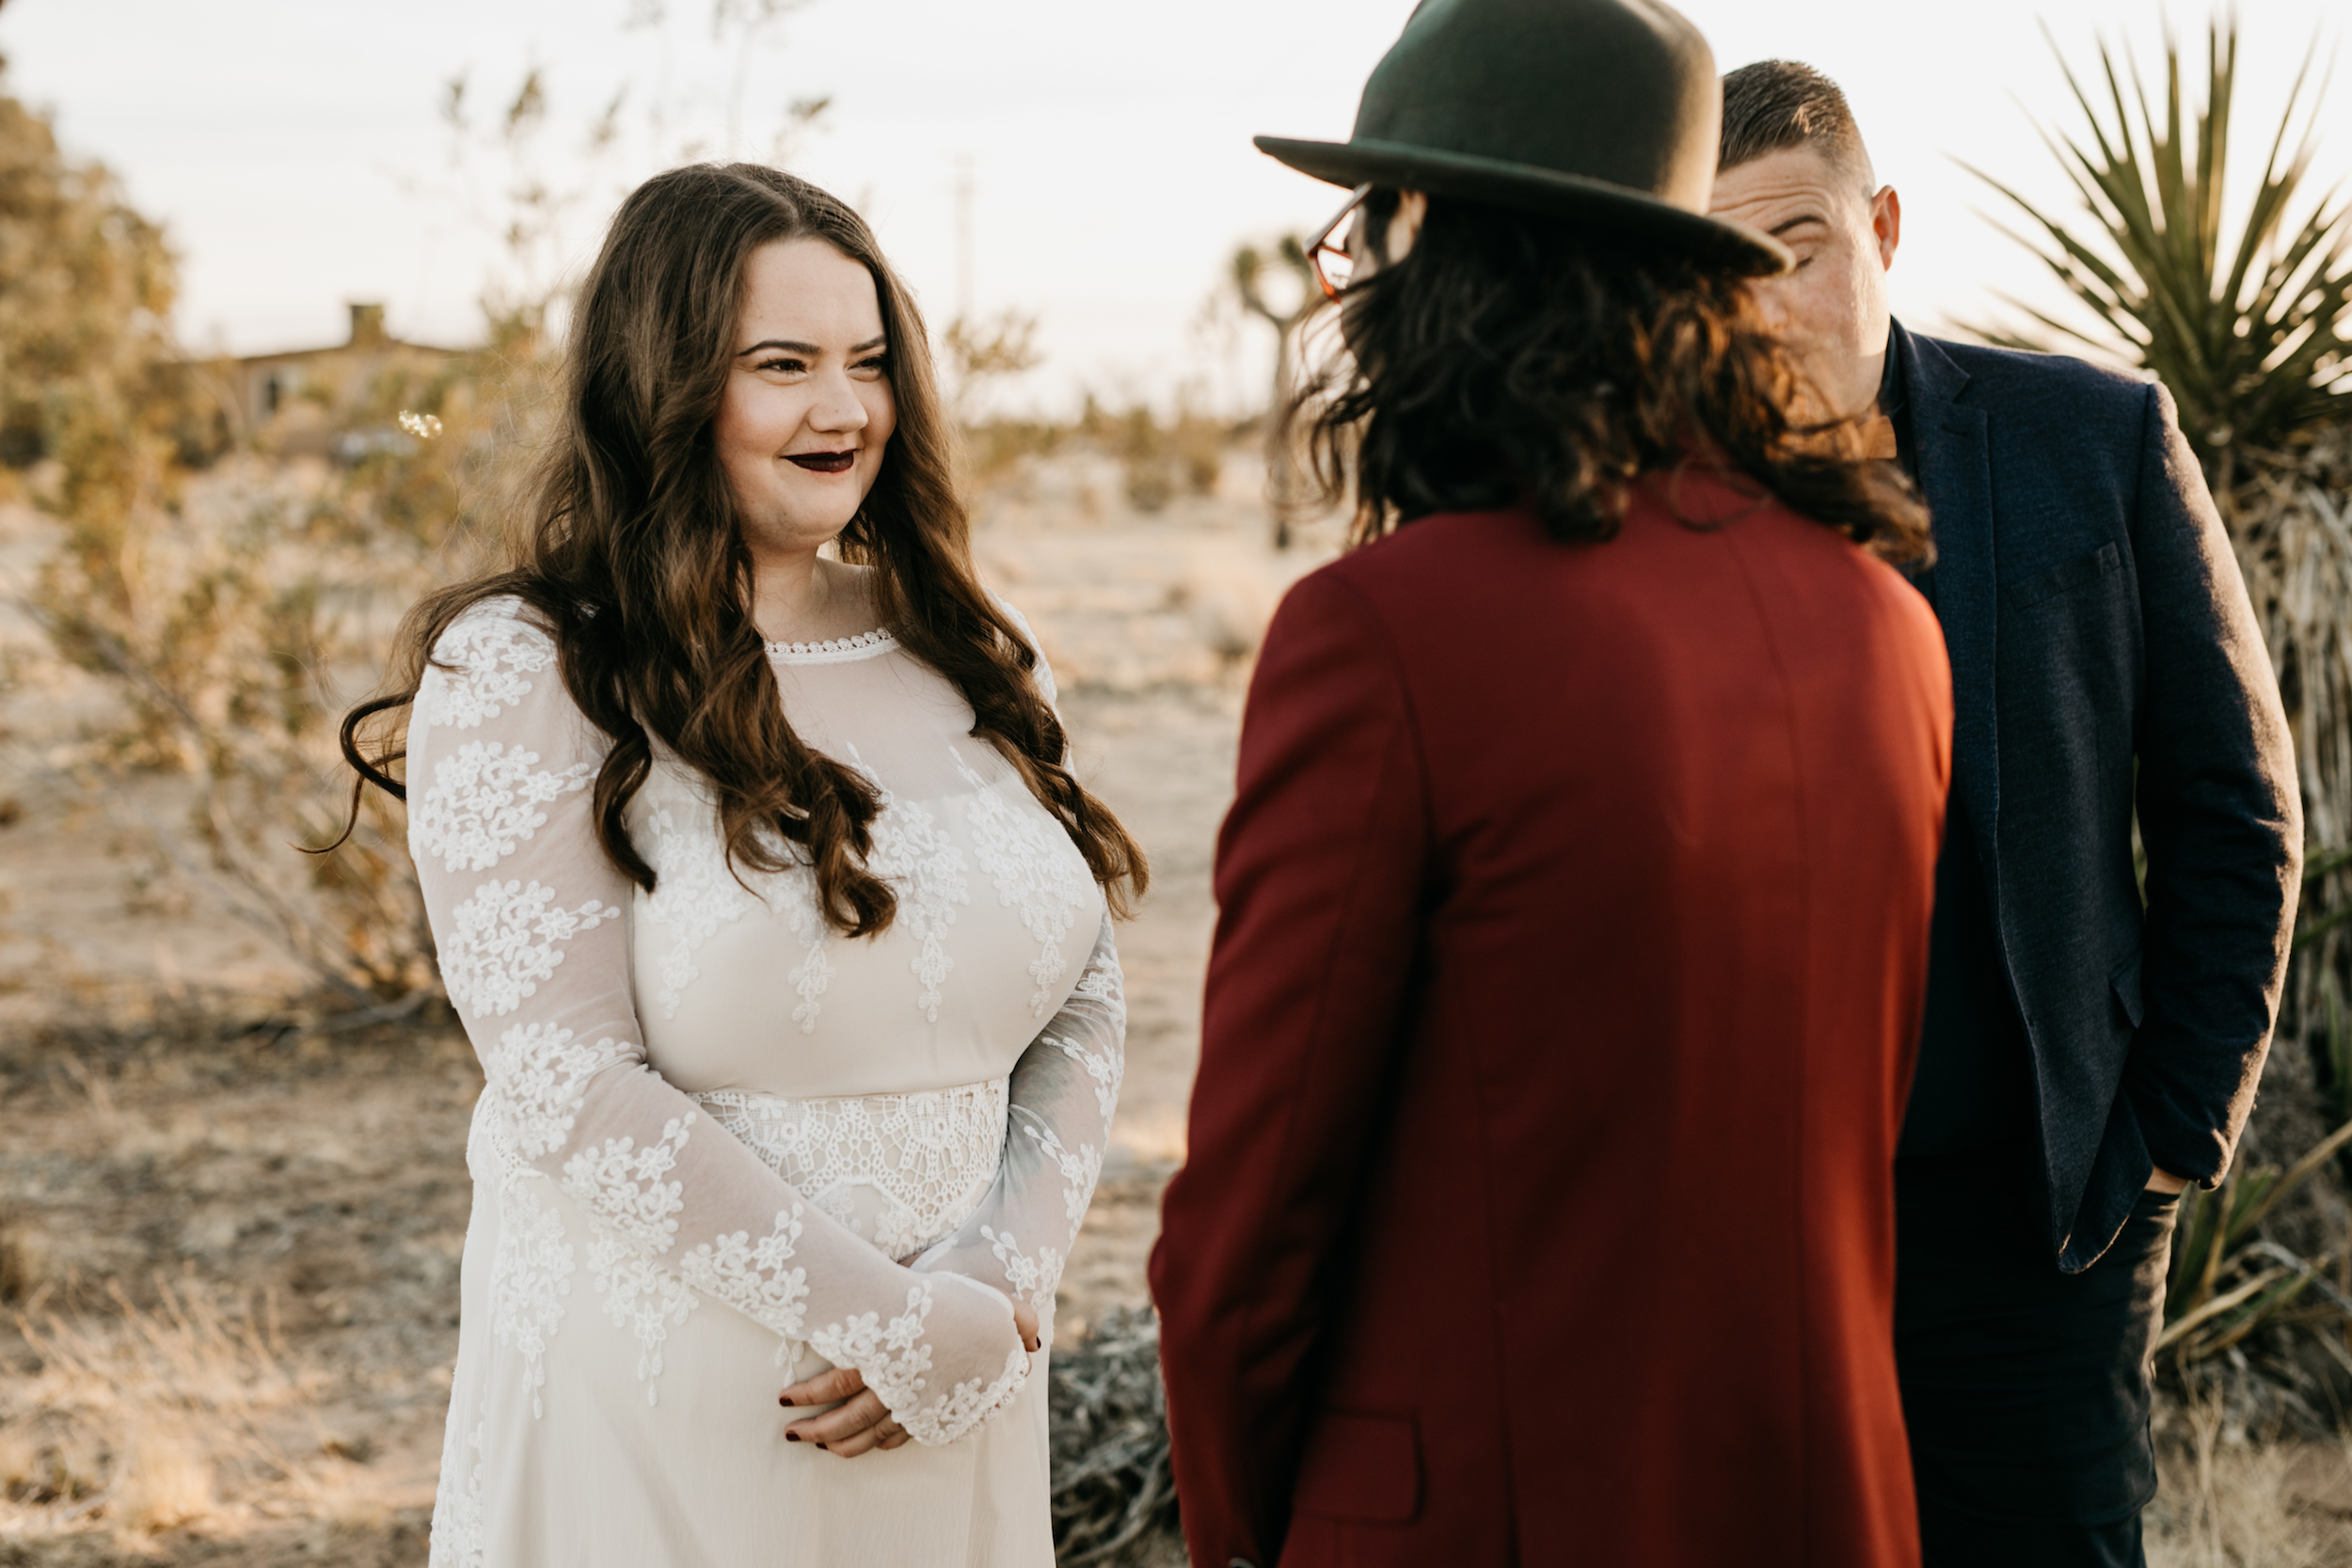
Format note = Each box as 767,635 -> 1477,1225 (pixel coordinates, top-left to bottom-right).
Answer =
714,237 -> 898,558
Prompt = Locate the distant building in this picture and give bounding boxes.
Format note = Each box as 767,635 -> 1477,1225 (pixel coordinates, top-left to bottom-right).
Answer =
232,303 -> 461,460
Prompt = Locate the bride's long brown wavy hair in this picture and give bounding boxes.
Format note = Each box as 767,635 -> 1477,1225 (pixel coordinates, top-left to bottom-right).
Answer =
1293,189 -> 1931,562
339,163 -> 1145,936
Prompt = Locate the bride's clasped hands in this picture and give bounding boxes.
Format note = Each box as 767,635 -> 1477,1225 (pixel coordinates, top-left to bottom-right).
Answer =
778,1301 -> 1043,1455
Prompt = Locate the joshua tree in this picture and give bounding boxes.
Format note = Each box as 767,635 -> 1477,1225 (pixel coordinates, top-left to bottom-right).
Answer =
1230,236 -> 1319,548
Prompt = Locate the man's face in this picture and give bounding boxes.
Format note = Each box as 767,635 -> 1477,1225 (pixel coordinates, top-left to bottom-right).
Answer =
1709,146 -> 1900,420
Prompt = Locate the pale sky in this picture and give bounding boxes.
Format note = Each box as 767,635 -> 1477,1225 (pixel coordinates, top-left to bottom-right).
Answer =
1,0 -> 2342,414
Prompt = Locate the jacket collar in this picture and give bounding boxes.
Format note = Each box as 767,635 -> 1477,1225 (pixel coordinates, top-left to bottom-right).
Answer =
1896,319 -> 1972,415
1894,318 -> 2003,866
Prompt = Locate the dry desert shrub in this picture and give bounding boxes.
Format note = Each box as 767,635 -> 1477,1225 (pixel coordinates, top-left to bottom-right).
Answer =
1,1279 -> 333,1541
1048,1307 -> 1184,1567
23,320 -> 551,1016
0,60 -> 567,1020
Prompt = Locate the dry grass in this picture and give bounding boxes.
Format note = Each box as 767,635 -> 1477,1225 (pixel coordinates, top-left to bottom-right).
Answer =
1,1278 -> 341,1544
2149,1392 -> 2352,1565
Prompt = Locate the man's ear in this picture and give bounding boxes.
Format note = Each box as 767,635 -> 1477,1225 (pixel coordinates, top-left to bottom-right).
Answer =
1871,185 -> 1901,272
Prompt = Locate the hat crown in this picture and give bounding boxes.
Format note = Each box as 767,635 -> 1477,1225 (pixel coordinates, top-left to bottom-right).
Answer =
1352,0 -> 1721,215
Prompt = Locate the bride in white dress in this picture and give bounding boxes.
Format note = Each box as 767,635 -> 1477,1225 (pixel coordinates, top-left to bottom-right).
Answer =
340,164 -> 1146,1565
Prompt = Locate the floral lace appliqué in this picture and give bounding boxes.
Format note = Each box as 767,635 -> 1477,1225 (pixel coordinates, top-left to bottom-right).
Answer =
980,1225 -> 1065,1319
853,757 -> 970,1022
414,740 -> 594,874
639,802 -> 762,1021
487,1022 -> 623,1163
586,1222 -> 699,1403
676,1207 -> 814,1340
805,1282 -> 1028,1447
1023,1117 -> 1104,1229
782,880 -> 834,1034
1051,1027 -> 1124,1126
427,1419 -> 487,1568
696,1080 -> 1009,1260
952,749 -> 1093,1016
440,879 -> 620,1018
562,1114 -> 694,1255
489,1177 -> 574,1418
421,605 -> 558,732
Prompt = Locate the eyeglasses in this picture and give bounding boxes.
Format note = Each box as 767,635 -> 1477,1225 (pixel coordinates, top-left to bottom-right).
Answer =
1306,182 -> 1375,300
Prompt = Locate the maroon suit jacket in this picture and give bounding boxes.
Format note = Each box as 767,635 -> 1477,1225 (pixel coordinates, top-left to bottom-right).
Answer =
1150,477 -> 1952,1568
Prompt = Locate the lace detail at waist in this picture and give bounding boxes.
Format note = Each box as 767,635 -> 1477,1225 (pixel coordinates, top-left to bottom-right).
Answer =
692,1079 -> 1009,1260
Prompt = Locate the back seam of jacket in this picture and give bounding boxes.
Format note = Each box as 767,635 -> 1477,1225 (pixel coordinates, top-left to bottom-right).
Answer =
1719,519 -> 1819,1554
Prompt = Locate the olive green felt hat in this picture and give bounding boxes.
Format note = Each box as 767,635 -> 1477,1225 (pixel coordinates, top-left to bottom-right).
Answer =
1257,0 -> 1789,277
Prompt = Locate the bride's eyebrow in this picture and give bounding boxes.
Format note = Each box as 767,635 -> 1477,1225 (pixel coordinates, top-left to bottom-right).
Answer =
736,335 -> 889,356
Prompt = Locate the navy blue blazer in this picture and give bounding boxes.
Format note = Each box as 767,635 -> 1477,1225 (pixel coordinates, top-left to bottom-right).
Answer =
1897,321 -> 2301,1270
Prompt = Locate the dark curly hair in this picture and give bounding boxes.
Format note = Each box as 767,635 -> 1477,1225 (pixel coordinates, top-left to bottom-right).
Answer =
336,164 -> 1145,936
1292,189 -> 1931,562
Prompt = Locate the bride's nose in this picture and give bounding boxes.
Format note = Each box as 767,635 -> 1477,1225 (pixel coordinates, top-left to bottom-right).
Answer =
806,375 -> 870,435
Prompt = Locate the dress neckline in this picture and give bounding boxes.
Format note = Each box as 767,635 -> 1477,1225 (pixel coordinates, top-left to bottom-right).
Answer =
764,627 -> 899,665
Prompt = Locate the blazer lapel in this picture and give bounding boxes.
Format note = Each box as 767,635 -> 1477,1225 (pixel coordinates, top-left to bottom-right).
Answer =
1901,322 -> 2001,863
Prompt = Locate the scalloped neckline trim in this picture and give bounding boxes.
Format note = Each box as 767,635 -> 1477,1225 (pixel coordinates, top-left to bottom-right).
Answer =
763,627 -> 899,664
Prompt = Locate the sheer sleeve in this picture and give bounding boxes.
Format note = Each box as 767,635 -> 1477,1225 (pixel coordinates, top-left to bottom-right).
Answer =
408,599 -> 1028,1444
910,915 -> 1124,1344
910,598 -> 1122,1345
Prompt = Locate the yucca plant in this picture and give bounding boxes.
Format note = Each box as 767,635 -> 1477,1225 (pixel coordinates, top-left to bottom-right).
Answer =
1979,16 -> 2352,1399
1967,17 -> 2352,485
2161,1117 -> 2352,1365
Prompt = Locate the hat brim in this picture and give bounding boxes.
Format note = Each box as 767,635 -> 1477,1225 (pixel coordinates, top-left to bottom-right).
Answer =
1255,135 -> 1790,277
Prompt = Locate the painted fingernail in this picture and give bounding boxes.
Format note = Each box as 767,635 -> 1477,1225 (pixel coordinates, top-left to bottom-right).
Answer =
778,1397 -> 795,1406
786,1433 -> 801,1442
815,1442 -> 828,1450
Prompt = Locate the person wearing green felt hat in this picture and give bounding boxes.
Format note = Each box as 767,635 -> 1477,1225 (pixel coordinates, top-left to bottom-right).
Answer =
1152,4 -> 1955,1566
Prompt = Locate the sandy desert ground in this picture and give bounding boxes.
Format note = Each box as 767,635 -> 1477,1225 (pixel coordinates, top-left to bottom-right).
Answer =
2,450 -> 2349,1563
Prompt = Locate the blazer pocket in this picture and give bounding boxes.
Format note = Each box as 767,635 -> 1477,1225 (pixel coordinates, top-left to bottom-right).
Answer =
1294,1410 -> 1422,1524
2004,542 -> 2123,610
2111,952 -> 2145,1030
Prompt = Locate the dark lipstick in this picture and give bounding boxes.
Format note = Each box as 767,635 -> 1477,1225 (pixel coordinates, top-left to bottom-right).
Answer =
786,451 -> 855,474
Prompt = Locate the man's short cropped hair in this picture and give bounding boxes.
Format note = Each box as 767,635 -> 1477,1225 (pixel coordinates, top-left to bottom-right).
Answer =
1719,61 -> 1874,192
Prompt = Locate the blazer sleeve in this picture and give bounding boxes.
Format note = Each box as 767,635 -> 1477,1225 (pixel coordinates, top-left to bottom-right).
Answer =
2125,380 -> 2302,1184
1148,568 -> 1431,1568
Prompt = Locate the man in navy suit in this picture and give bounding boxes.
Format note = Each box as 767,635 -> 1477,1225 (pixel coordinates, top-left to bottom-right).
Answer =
1709,60 -> 2299,1568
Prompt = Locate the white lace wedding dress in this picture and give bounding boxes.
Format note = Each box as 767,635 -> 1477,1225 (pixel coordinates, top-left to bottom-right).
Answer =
410,597 -> 1121,1566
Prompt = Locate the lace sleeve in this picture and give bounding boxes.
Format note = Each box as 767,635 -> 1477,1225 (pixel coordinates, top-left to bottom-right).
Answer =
409,599 -> 1027,1444
911,913 -> 1123,1345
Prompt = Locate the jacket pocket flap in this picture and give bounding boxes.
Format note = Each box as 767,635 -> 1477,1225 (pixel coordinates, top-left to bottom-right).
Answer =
2111,954 -> 2145,1029
1294,1410 -> 1421,1524
2004,542 -> 2123,610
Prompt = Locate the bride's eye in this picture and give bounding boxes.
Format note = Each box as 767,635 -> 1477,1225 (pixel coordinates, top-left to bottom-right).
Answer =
756,356 -> 808,375
853,353 -> 890,376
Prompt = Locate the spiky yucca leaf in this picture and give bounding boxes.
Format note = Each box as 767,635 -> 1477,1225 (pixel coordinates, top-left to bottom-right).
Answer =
1967,18 -> 2352,479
